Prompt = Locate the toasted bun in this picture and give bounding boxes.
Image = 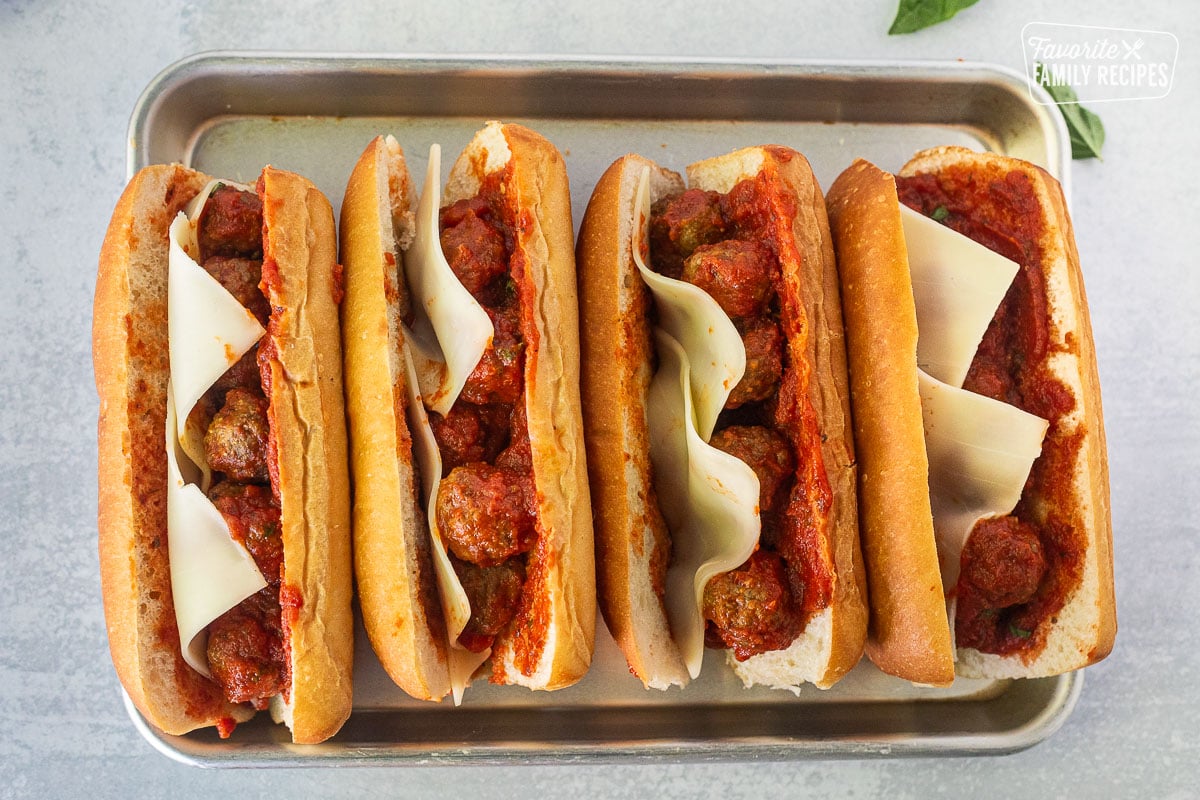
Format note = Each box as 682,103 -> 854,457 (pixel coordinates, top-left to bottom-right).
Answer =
687,147 -> 866,690
442,122 -> 596,690
257,167 -> 354,742
898,147 -> 1115,678
95,164 -> 353,742
577,155 -> 690,690
339,137 -> 452,701
826,159 -> 955,687
95,164 -> 253,734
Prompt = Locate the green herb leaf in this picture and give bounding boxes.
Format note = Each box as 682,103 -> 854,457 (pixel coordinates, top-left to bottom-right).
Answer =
1035,63 -> 1106,160
888,0 -> 980,35
1009,623 -> 1032,639
931,205 -> 950,222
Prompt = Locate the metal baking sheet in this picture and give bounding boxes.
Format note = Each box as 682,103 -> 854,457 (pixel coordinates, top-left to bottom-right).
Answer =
122,53 -> 1080,766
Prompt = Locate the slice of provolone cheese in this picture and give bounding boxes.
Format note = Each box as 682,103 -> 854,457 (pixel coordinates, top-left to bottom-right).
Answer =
901,205 -> 1020,388
165,182 -> 269,676
166,383 -> 267,677
402,143 -> 494,416
649,330 -> 760,678
919,370 -> 1048,592
633,167 -> 745,441
401,342 -> 489,704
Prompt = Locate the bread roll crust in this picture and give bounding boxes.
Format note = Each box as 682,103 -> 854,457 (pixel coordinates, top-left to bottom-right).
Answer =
340,137 -> 452,702
826,159 -> 955,686
257,167 -> 354,742
95,164 -> 352,741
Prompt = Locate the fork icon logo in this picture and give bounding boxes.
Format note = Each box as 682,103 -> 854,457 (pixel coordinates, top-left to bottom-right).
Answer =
1122,39 -> 1144,60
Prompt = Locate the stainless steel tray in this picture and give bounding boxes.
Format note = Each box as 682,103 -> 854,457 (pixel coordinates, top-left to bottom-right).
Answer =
124,53 -> 1079,766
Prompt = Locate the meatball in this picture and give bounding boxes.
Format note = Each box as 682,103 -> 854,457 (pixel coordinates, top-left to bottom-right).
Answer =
460,304 -> 524,405
702,550 -> 802,660
436,464 -> 535,567
440,197 -> 509,300
719,177 -> 771,234
212,346 -> 262,396
494,400 -> 531,473
709,425 -> 794,517
209,481 -> 282,584
428,402 -> 511,475
198,184 -> 263,260
648,189 -> 727,278
202,255 -> 269,325
453,556 -> 526,653
206,588 -> 285,707
959,516 -> 1047,608
205,388 -> 270,483
440,195 -> 494,228
727,318 -> 784,408
680,239 -> 776,320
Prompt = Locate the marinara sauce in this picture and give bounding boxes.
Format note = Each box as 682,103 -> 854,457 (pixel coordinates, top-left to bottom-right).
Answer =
648,165 -> 834,661
897,166 -> 1086,658
428,170 -> 547,678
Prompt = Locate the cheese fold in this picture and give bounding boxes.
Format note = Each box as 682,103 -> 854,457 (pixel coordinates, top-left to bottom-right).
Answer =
402,143 -> 494,416
649,331 -> 760,679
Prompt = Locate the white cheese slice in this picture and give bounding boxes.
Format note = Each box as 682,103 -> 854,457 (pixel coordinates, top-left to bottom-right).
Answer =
650,330 -> 760,678
400,342 -> 489,704
901,205 -> 1020,388
919,369 -> 1048,592
165,382 -> 267,677
402,143 -> 494,416
633,167 -> 745,441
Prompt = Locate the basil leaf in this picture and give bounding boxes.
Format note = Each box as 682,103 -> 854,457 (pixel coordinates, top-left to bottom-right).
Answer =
888,0 -> 981,35
1008,623 -> 1032,639
1036,63 -> 1106,160
931,205 -> 950,222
